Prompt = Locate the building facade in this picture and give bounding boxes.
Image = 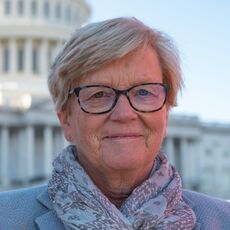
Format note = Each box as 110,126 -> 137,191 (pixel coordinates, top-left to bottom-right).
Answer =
1,0 -> 230,199
165,116 -> 230,198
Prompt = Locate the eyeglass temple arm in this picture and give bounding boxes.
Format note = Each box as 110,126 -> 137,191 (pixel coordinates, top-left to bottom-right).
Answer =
68,87 -> 81,96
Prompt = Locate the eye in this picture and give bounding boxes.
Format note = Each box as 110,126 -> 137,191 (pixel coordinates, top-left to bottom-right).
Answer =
80,86 -> 115,103
93,91 -> 105,98
137,89 -> 151,96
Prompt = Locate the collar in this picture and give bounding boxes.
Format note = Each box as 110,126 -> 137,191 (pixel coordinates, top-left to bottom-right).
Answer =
35,186 -> 64,230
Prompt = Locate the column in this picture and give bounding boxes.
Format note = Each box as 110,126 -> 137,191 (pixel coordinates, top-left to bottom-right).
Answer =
24,0 -> 31,18
18,128 -> 26,181
25,125 -> 35,182
25,38 -> 32,76
180,138 -> 190,188
43,126 -> 53,177
165,137 -> 175,166
189,139 -> 201,190
37,0 -> 43,19
9,38 -> 17,75
11,0 -> 17,17
50,1 -> 55,22
40,39 -> 49,76
214,145 -> 222,196
0,127 -> 10,187
0,41 -> 3,73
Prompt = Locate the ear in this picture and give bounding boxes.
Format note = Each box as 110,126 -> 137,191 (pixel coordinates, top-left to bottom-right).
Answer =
57,110 -> 72,142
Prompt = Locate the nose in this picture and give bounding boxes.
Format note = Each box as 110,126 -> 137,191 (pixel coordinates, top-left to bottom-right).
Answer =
110,95 -> 138,122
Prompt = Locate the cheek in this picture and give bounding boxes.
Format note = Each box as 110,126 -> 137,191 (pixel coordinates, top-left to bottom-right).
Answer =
72,114 -> 104,151
144,112 -> 168,148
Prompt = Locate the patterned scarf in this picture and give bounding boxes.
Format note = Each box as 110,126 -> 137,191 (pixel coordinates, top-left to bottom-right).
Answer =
48,145 -> 196,229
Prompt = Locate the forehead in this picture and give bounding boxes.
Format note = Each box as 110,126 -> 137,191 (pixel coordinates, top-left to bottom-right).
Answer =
78,46 -> 163,88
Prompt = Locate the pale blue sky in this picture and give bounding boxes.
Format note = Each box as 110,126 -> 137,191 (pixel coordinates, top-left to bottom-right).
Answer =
86,0 -> 230,123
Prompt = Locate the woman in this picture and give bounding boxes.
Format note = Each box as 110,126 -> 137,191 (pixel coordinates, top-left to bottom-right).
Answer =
0,17 -> 230,229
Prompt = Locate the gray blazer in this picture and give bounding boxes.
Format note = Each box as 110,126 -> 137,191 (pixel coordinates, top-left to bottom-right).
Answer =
0,184 -> 230,229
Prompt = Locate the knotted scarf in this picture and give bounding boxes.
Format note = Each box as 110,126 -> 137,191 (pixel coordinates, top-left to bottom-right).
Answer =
48,145 -> 196,229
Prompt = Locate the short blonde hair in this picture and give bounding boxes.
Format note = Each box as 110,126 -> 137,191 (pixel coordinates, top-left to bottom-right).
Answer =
48,17 -> 183,112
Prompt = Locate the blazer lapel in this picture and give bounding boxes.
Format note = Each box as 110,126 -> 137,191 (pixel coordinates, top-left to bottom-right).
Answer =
35,187 -> 64,230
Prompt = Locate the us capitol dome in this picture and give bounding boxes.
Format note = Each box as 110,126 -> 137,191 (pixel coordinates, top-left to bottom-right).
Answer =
0,0 -> 90,188
0,0 -> 90,109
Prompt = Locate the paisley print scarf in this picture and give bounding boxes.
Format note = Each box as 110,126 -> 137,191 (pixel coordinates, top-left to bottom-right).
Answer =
48,145 -> 196,229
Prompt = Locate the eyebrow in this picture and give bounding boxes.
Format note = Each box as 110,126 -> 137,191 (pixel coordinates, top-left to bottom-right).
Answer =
79,79 -> 163,88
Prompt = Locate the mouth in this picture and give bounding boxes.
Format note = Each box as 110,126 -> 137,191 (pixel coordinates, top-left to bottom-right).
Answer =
104,133 -> 143,140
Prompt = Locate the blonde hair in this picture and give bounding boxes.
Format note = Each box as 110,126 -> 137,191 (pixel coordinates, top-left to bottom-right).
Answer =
48,17 -> 183,112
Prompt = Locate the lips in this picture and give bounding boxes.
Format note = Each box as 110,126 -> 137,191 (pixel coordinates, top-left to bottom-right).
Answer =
104,133 -> 143,139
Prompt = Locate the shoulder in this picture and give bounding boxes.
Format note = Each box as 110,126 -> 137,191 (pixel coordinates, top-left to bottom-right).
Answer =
0,184 -> 48,229
182,189 -> 230,211
183,189 -> 230,229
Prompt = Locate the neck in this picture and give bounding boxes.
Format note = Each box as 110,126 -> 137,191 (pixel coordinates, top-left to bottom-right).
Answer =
96,173 -> 136,208
106,192 -> 130,208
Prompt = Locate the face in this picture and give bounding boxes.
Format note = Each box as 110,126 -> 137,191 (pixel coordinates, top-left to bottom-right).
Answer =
58,46 -> 168,177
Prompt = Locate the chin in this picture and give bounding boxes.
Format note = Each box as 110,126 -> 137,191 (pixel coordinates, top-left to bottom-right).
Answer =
101,142 -> 155,170
103,152 -> 150,171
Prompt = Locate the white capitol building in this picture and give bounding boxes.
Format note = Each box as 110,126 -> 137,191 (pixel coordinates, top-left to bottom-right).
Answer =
0,0 -> 230,200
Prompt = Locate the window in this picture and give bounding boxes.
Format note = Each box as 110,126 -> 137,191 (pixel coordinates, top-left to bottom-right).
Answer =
3,46 -> 10,72
17,46 -> 24,71
55,3 -> 61,20
4,0 -> 11,15
205,149 -> 212,157
32,48 -> 39,73
43,1 -> 50,18
223,151 -> 230,158
17,0 -> 24,16
31,0 -> 37,16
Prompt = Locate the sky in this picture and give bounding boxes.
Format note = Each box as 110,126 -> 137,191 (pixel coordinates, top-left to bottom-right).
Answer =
86,0 -> 230,123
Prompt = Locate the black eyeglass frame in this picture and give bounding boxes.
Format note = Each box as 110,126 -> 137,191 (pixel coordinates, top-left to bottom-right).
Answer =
69,83 -> 170,115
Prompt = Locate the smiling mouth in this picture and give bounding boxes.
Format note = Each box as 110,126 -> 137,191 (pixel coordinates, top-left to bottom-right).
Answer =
104,134 -> 143,140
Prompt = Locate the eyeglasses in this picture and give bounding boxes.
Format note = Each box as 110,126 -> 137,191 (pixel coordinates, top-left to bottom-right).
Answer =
69,83 -> 169,114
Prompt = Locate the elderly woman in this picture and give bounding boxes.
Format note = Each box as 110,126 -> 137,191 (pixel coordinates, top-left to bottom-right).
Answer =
0,17 -> 230,229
